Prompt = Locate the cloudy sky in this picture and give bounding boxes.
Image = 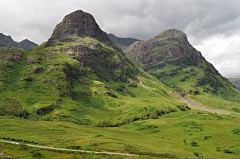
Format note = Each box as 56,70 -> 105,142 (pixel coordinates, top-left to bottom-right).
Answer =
1,0 -> 240,77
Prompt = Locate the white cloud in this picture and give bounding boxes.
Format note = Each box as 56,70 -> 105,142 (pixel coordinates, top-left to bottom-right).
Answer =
190,33 -> 240,77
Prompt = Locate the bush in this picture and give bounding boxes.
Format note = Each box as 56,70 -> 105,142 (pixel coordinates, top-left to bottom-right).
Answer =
183,138 -> 186,144
191,141 -> 198,146
176,104 -> 191,111
223,148 -> 233,154
193,151 -> 203,157
232,129 -> 240,135
30,149 -> 41,158
216,147 -> 221,151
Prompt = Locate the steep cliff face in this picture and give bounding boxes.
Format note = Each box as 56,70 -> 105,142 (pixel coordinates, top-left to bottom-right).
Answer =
0,33 -> 38,50
127,29 -> 202,69
108,33 -> 140,47
45,10 -> 113,47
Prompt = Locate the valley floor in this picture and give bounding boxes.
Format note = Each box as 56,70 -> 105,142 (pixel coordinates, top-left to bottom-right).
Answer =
1,110 -> 240,158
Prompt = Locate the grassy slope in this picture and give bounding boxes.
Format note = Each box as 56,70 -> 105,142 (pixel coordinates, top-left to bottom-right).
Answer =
227,77 -> 240,89
0,38 -> 185,127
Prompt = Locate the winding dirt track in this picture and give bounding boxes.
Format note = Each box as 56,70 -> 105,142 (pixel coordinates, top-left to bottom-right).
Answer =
182,97 -> 239,114
0,140 -> 139,157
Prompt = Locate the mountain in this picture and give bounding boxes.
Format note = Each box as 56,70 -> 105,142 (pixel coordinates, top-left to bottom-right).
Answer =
227,77 -> 240,89
0,33 -> 38,50
1,10 -> 240,159
0,10 -> 182,125
126,29 -> 240,110
108,33 -> 140,49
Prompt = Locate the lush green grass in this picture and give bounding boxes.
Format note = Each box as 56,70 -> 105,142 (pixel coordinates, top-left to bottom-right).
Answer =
1,111 -> 240,158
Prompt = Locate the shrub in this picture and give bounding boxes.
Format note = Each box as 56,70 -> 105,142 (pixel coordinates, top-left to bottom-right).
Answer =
30,149 -> 41,158
232,129 -> 240,135
193,151 -> 202,157
216,147 -> 221,151
223,148 -> 233,154
191,141 -> 198,146
183,138 -> 186,144
176,104 -> 191,111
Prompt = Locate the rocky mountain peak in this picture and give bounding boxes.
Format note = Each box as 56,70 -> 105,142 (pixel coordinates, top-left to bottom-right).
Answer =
127,29 -> 202,70
154,29 -> 188,42
45,10 -> 109,47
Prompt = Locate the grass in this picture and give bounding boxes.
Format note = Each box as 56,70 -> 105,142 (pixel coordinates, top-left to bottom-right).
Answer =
1,111 -> 240,158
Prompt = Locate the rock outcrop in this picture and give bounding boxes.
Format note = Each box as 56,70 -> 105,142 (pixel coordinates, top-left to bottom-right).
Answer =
45,10 -> 111,47
108,33 -> 140,47
127,29 -> 202,69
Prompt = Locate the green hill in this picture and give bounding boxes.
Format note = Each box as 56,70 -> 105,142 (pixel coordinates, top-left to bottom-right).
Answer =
227,77 -> 240,89
125,29 -> 240,112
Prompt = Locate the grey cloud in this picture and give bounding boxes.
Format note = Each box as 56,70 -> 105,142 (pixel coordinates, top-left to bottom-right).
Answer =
0,0 -> 240,77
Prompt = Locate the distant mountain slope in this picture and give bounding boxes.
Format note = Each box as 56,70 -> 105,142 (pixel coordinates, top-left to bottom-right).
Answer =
0,33 -> 38,50
108,33 -> 140,49
227,77 -> 240,89
126,29 -> 240,111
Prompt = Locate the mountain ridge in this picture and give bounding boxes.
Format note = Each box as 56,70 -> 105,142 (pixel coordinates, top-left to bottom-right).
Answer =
0,33 -> 38,50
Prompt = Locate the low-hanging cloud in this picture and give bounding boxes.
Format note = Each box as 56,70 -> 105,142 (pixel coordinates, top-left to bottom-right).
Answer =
0,0 -> 240,77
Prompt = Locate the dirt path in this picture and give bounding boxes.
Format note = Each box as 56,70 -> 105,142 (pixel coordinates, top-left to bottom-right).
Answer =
0,140 -> 139,157
181,97 -> 238,114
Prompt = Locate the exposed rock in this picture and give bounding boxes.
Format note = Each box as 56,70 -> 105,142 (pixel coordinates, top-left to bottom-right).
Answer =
26,56 -> 39,65
29,66 -> 43,74
3,54 -> 12,60
45,10 -> 110,47
128,29 -> 202,69
108,33 -> 140,47
103,91 -> 117,98
36,105 -> 55,115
